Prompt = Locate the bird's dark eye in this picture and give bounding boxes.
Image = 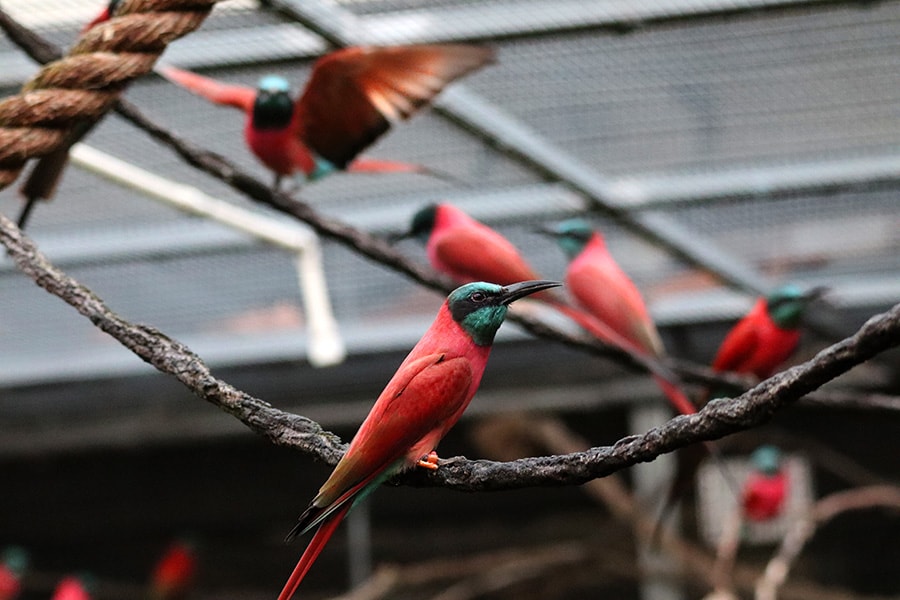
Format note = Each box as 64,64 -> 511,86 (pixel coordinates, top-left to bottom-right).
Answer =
470,291 -> 486,303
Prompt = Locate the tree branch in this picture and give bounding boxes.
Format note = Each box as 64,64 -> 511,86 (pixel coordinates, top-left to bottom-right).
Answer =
2,210 -> 899,491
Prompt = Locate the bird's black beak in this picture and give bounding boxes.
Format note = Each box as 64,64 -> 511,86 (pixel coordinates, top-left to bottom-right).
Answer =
802,286 -> 829,302
499,280 -> 561,305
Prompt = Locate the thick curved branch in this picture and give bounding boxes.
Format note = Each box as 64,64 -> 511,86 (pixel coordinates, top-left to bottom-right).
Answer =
2,211 -> 899,492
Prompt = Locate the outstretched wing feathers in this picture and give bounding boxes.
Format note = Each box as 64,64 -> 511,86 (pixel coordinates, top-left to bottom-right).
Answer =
296,44 -> 495,168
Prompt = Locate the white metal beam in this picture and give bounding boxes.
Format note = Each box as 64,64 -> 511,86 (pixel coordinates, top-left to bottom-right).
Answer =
69,143 -> 346,367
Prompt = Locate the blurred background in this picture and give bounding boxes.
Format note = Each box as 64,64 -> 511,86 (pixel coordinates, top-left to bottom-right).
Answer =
0,0 -> 898,598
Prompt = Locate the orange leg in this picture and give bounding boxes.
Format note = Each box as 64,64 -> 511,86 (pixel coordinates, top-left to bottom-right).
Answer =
416,451 -> 440,470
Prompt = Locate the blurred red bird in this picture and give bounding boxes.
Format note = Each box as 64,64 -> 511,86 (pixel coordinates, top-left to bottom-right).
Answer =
158,45 -> 494,189
50,576 -> 92,600
742,446 -> 789,521
0,547 -> 28,600
400,203 -> 552,292
150,540 -> 197,600
542,219 -> 698,416
703,284 -> 826,404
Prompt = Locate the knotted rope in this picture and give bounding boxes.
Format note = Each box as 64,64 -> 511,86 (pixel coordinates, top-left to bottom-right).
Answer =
0,0 -> 217,189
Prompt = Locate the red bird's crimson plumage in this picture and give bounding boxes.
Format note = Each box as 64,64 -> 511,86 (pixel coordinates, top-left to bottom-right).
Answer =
0,568 -> 20,600
711,298 -> 802,380
564,231 -> 664,358
277,280 -> 559,600
546,221 -> 699,417
158,44 -> 494,183
50,577 -> 91,600
151,541 -> 197,599
742,471 -> 789,521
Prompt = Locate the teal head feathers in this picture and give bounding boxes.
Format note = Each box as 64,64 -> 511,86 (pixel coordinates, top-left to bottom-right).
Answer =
448,280 -> 560,346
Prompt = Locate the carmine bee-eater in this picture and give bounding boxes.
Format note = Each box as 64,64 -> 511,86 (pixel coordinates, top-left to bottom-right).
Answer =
50,576 -> 92,600
701,284 -> 827,405
397,203 -> 553,293
158,44 -> 494,190
277,279 -> 560,600
540,219 -> 699,416
150,540 -> 197,600
0,547 -> 28,600
741,445 -> 788,521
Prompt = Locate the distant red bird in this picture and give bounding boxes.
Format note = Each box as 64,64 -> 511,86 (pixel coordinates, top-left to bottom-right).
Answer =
741,445 -> 789,521
158,44 -> 494,189
542,219 -> 698,416
50,576 -> 92,600
0,547 -> 28,600
703,285 -> 826,403
401,203 -> 550,289
150,540 -> 197,600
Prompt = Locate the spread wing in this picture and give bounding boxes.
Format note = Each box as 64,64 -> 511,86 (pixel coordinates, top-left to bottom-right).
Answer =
295,44 -> 495,168
158,65 -> 256,112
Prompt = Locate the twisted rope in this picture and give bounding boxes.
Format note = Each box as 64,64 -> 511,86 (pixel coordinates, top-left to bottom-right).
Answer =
0,0 -> 216,188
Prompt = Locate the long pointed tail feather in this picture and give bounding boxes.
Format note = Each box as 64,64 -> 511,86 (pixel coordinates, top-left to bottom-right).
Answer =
278,504 -> 352,600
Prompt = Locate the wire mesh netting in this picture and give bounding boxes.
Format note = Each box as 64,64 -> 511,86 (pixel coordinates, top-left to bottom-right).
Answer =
0,0 -> 898,385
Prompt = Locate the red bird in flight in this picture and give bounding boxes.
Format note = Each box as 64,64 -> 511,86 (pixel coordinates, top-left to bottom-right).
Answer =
158,45 -> 494,189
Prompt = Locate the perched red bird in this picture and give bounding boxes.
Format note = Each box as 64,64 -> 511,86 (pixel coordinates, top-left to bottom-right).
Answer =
541,219 -> 698,416
0,547 -> 28,600
741,446 -> 789,522
50,576 -> 92,600
400,203 -> 552,292
277,279 -> 560,600
158,44 -> 494,189
703,284 -> 826,403
150,540 -> 197,600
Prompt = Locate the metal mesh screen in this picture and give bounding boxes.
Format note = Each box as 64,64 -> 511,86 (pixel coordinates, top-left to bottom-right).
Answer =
0,0 -> 897,384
